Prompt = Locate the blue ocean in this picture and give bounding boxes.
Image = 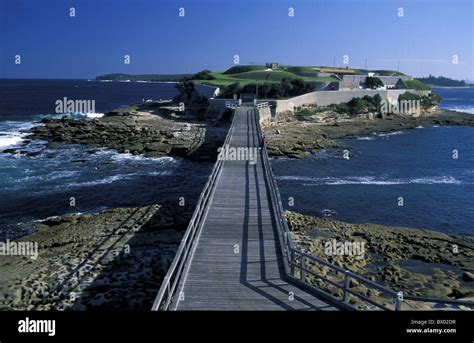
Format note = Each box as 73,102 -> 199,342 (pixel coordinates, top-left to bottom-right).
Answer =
0,80 -> 211,238
0,81 -> 473,237
435,87 -> 474,114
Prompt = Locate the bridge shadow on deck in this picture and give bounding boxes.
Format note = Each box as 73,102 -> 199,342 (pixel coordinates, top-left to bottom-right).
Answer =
235,108 -> 333,311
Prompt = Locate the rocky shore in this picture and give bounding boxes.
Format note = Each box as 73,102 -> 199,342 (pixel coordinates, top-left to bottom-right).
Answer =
2,99 -> 473,311
286,211 -> 474,309
0,204 -> 193,310
0,101 -> 228,310
264,109 -> 474,159
10,103 -> 229,162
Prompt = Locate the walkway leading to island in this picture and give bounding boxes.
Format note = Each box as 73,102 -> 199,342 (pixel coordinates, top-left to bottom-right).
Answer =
152,105 -> 337,310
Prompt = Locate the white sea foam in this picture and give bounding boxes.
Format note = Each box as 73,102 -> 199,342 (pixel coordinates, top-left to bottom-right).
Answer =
86,148 -> 178,166
356,136 -> 375,140
55,169 -> 174,190
110,152 -> 176,163
320,209 -> 338,217
34,112 -> 105,120
33,210 -> 99,223
65,112 -> 105,119
84,112 -> 105,118
0,135 -> 24,149
60,174 -> 136,188
28,170 -> 79,182
278,175 -> 463,185
0,121 -> 35,149
378,131 -> 405,137
444,106 -> 474,115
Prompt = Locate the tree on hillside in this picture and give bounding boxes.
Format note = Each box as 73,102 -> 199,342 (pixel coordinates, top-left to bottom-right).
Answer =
175,81 -> 196,103
184,70 -> 215,81
257,83 -> 270,99
289,79 -> 313,96
364,76 -> 384,89
217,82 -> 242,98
216,78 -> 314,99
372,94 -> 383,117
416,75 -> 465,87
267,84 -> 282,98
242,84 -> 257,95
280,78 -> 293,96
227,82 -> 242,95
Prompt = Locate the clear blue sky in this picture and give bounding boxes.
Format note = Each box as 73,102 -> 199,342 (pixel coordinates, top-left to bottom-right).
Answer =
1,0 -> 472,80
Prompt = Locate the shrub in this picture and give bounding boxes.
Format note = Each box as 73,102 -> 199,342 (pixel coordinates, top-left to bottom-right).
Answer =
257,83 -> 270,99
241,84 -> 256,94
217,78 -> 314,99
175,81 -> 196,102
183,70 -> 215,81
364,76 -> 384,89
296,108 -> 315,116
217,82 -> 242,98
398,91 -> 441,110
267,84 -> 282,98
347,97 -> 370,115
334,103 -> 350,114
421,93 -> 442,108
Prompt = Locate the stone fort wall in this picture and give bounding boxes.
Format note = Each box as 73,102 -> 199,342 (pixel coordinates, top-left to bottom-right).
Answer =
272,89 -> 431,113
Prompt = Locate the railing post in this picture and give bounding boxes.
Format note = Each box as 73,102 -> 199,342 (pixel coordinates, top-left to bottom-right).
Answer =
395,291 -> 403,311
395,299 -> 401,311
290,250 -> 295,276
300,255 -> 306,283
343,271 -> 350,302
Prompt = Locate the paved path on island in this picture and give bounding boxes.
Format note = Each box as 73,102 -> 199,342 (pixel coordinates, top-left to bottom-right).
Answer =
175,106 -> 336,310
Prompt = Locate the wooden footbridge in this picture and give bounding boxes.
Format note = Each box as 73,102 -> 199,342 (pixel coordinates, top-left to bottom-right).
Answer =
152,103 -> 474,311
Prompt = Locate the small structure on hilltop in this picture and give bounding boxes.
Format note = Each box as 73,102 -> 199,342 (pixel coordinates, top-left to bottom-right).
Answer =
265,62 -> 280,70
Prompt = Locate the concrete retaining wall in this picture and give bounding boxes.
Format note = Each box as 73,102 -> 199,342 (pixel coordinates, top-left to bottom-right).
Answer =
340,74 -> 413,89
272,89 -> 431,113
208,89 -> 432,115
194,83 -> 220,98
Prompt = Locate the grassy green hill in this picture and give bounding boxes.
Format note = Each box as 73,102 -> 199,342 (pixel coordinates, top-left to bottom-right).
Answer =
222,65 -> 268,74
96,65 -> 418,91
373,70 -> 406,76
191,65 -> 409,88
195,67 -> 339,87
404,79 -> 431,90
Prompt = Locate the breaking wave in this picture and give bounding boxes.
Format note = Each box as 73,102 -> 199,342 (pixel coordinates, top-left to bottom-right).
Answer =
277,175 -> 463,185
